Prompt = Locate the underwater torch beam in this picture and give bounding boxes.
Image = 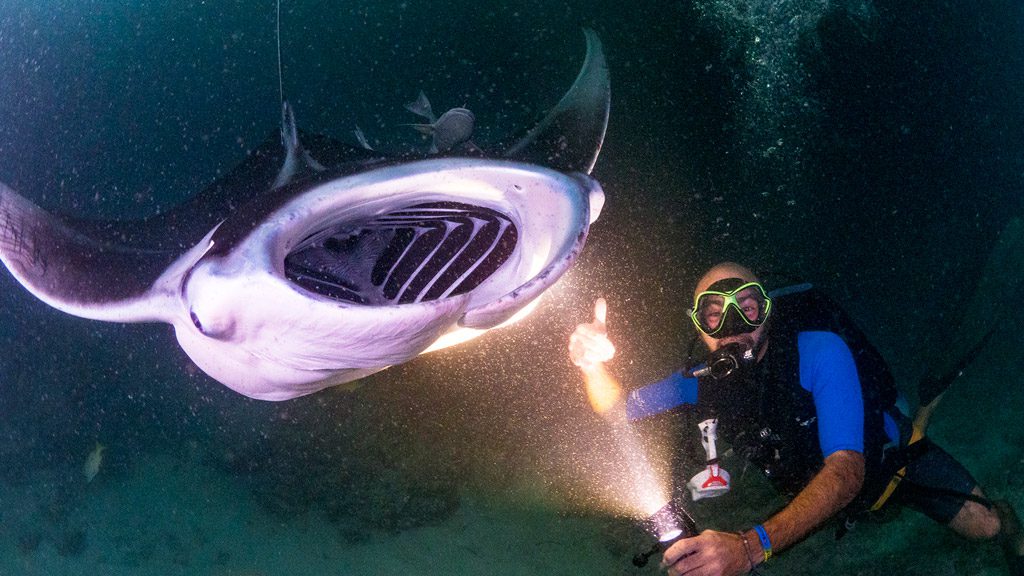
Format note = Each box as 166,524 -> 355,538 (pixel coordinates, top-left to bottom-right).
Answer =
582,369 -> 699,567
574,297 -> 700,567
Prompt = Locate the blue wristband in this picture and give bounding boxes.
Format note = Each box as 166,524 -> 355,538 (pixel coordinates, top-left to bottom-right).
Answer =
753,524 -> 772,561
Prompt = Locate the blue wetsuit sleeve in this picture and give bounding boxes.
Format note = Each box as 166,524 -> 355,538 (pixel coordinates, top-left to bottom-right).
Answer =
799,332 -> 864,457
626,371 -> 698,422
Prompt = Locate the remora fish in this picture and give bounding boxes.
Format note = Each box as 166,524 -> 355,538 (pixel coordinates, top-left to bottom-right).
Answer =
0,30 -> 610,401
404,91 -> 476,153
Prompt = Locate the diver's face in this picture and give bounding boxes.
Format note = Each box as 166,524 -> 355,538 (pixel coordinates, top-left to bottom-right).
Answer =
693,268 -> 770,358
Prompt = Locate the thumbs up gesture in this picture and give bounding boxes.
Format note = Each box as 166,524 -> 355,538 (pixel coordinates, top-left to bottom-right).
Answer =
568,298 -> 617,370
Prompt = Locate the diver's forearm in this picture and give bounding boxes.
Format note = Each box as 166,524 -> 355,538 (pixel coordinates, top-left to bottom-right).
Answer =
581,364 -> 624,414
757,450 -> 865,559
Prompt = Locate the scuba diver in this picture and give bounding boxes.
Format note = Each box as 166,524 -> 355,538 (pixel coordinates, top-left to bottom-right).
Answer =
567,262 -> 1024,576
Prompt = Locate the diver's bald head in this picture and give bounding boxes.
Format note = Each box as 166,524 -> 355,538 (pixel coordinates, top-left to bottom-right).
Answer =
694,262 -> 760,299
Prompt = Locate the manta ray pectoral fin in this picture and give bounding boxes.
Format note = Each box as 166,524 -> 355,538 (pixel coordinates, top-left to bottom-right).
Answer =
0,182 -> 202,323
504,28 -> 610,175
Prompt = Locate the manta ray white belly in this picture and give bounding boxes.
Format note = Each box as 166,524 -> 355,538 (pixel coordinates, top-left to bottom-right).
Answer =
175,159 -> 603,399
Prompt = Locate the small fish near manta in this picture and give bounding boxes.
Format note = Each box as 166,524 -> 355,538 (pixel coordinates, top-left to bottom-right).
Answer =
0,30 -> 610,401
403,91 -> 478,154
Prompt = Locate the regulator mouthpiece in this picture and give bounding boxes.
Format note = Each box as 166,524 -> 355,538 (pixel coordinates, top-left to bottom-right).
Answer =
690,342 -> 754,381
632,500 -> 698,567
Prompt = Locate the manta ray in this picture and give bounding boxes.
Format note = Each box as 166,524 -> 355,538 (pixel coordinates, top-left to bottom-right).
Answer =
0,30 -> 610,401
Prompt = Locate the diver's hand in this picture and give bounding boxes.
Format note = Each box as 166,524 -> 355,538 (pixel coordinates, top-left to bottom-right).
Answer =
568,298 -> 616,370
662,530 -> 757,576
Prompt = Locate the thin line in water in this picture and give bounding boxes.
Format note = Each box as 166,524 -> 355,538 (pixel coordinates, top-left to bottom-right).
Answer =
276,0 -> 284,106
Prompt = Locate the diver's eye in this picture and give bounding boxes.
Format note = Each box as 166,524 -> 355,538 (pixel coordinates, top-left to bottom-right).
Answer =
190,310 -> 204,333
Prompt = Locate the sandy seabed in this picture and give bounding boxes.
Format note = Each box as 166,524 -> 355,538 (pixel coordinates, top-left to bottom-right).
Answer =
0,453 -> 626,576
1,421 -> 1018,576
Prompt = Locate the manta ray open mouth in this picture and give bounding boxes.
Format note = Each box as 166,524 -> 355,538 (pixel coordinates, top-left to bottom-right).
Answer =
284,201 -> 518,305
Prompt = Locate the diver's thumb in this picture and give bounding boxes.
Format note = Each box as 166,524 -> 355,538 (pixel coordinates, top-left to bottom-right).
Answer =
593,297 -> 607,332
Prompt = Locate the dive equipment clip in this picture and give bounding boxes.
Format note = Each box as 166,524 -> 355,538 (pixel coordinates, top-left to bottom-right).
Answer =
687,418 -> 731,501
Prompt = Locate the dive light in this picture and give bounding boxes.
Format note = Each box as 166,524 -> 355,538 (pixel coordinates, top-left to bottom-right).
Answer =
632,500 -> 698,567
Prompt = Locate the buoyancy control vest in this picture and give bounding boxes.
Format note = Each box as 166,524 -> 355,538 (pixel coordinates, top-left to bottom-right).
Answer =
693,286 -> 898,498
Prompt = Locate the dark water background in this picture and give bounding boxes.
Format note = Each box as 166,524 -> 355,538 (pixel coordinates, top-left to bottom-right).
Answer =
0,0 -> 1023,573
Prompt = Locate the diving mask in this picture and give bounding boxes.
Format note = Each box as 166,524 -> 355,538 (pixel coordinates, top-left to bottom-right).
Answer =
690,279 -> 772,338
